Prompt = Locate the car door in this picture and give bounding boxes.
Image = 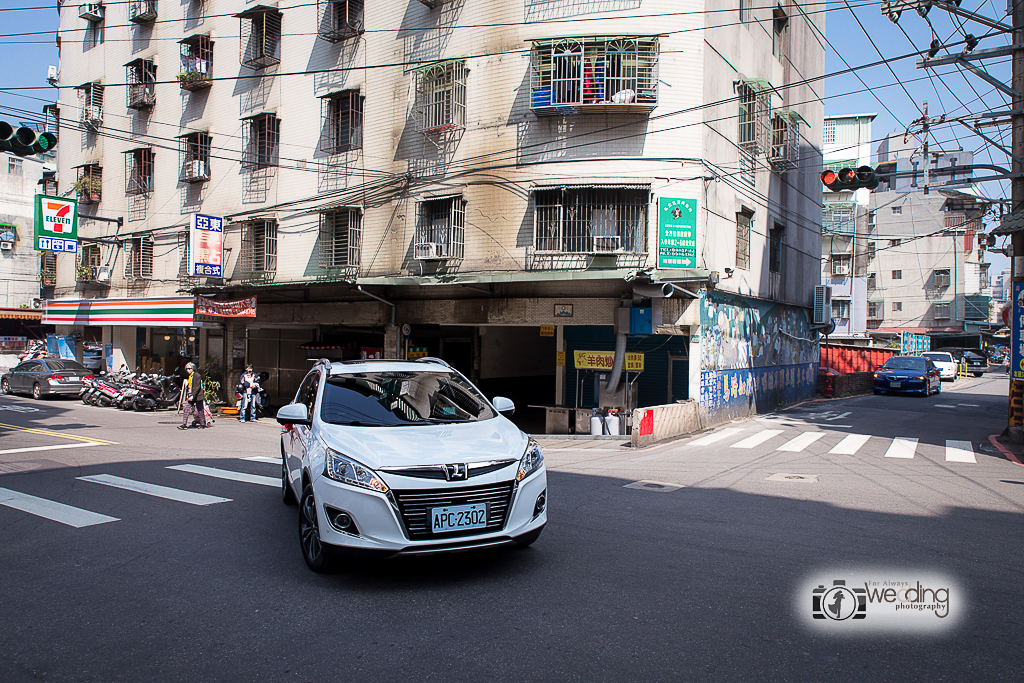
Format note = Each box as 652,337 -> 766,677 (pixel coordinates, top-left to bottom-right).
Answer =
285,370 -> 321,493
926,361 -> 939,390
19,362 -> 41,392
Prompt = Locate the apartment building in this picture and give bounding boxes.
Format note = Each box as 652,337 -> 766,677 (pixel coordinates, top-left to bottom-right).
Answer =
48,0 -> 824,423
820,113 -> 875,343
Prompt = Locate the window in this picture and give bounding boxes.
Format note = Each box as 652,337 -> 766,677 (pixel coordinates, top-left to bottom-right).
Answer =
74,163 -> 102,204
735,211 -> 751,270
891,206 -> 902,214
39,252 -> 56,286
770,111 -> 800,169
529,37 -> 659,113
178,34 -> 213,91
769,222 -> 784,273
78,244 -> 102,281
77,82 -> 104,128
126,59 -> 156,109
178,231 -> 190,277
124,235 -> 154,279
891,270 -> 902,280
533,187 -> 648,254
125,148 -> 154,195
318,208 -> 362,268
128,0 -> 157,23
830,254 -> 852,277
416,61 -> 467,134
867,273 -> 876,290
866,241 -> 876,260
773,6 -> 789,60
241,220 -> 278,272
867,301 -> 883,319
178,132 -> 211,183
934,302 -> 951,319
821,201 -> 855,234
823,119 -> 835,145
238,7 -> 281,70
242,114 -> 280,170
415,196 -> 465,260
892,301 -> 902,312
934,268 -> 951,288
831,299 -> 850,319
8,158 -> 22,176
867,209 -> 876,230
740,0 -> 751,23
318,0 -> 363,42
320,90 -> 363,154
889,239 -> 901,247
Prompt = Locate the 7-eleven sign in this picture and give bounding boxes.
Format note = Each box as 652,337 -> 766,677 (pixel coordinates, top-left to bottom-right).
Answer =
34,195 -> 79,253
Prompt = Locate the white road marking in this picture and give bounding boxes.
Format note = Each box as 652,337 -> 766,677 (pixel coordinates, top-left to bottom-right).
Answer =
242,456 -> 280,464
776,432 -> 826,452
884,437 -> 919,459
934,404 -> 956,408
944,440 -> 977,463
730,430 -> 784,449
829,433 -> 872,455
0,487 -> 118,527
957,404 -> 979,407
77,474 -> 232,506
825,412 -> 851,421
0,442 -> 103,456
167,464 -> 278,487
688,427 -> 745,446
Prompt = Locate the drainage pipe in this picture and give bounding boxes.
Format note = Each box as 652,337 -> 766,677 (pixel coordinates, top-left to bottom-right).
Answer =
604,331 -> 628,395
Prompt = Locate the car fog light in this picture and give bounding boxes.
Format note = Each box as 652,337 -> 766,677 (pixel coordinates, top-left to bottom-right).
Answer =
324,505 -> 359,535
534,491 -> 546,516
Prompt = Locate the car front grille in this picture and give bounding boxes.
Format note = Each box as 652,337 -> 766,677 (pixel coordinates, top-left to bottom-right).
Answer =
393,481 -> 515,540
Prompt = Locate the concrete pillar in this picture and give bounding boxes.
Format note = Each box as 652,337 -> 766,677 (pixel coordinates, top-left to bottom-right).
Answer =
384,324 -> 398,359
555,324 -> 565,406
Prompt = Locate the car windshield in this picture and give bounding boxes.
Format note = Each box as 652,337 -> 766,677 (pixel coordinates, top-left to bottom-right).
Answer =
883,357 -> 928,372
46,360 -> 86,371
923,353 -> 953,362
320,371 -> 497,426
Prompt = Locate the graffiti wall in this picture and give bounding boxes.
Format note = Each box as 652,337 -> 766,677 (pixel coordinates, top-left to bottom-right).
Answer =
698,291 -> 818,422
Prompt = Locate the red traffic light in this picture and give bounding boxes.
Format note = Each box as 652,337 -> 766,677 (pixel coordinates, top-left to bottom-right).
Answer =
821,170 -> 837,185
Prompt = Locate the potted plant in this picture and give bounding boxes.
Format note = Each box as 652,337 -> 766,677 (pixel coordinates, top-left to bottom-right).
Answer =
71,175 -> 101,202
76,263 -> 93,281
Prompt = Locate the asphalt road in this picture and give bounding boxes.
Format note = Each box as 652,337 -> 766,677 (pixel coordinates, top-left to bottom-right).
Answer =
1,373 -> 1023,682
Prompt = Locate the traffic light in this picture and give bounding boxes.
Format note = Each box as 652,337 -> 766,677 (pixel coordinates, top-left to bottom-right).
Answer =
0,121 -> 57,157
821,165 -> 879,191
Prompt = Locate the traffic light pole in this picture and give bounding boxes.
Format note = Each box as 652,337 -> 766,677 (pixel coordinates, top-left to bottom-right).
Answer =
1011,1 -> 1024,439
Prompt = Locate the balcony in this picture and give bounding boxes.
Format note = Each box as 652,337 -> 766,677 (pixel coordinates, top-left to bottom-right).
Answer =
822,201 -> 856,235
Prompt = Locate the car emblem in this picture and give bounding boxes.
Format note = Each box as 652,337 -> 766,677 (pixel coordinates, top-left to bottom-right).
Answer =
442,464 -> 468,481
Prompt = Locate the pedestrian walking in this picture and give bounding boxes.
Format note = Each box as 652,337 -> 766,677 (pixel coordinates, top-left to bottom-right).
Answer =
238,364 -> 260,423
178,362 -> 208,429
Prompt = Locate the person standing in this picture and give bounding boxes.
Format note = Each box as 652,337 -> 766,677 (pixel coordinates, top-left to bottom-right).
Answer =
178,362 -> 208,429
239,365 -> 259,423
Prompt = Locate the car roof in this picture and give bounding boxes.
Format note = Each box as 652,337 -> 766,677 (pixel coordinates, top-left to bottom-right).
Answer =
324,359 -> 454,376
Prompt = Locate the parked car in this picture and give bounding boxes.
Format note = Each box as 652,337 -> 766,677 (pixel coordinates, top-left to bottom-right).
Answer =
1,358 -> 93,399
277,358 -> 547,572
940,348 -> 989,377
921,351 -> 957,381
873,356 -> 942,396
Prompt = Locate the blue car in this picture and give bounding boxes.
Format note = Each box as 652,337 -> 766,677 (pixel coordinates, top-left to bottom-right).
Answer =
873,356 -> 941,396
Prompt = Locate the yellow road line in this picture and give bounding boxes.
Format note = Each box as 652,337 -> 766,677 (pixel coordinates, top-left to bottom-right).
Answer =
0,422 -> 118,445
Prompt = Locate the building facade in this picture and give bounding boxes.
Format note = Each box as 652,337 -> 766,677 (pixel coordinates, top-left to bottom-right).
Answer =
50,0 -> 824,424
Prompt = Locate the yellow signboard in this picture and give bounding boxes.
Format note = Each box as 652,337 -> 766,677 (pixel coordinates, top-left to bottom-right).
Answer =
555,351 -> 565,367
573,350 -> 644,372
540,325 -> 555,337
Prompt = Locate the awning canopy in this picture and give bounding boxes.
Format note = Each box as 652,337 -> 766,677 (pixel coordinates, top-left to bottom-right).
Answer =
43,298 -> 195,327
992,209 -> 1024,235
0,308 -> 43,320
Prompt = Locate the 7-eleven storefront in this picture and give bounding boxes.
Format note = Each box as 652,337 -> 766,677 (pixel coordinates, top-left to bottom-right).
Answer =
42,297 -> 220,376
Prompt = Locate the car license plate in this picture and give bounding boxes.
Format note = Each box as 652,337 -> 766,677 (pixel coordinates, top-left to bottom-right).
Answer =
890,381 -> 902,388
430,503 -> 488,533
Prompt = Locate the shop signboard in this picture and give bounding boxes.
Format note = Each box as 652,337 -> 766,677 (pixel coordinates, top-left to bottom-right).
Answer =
408,347 -> 429,359
195,296 -> 256,317
657,197 -> 697,269
1013,283 -> 1024,380
900,331 -> 931,356
189,214 -> 224,277
34,195 -> 78,253
573,350 -> 644,372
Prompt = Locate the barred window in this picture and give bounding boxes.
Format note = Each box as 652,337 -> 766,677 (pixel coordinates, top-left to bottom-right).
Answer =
124,235 -> 154,279
735,211 -> 751,270
416,61 -> 467,134
318,208 -> 361,267
934,269 -> 951,288
178,132 -> 211,182
74,163 -> 102,204
415,196 -> 465,260
534,187 -> 648,254
934,302 -> 951,319
318,0 -> 363,43
179,34 -> 213,91
178,230 -> 190,277
831,299 -> 850,319
867,301 -> 883,319
320,90 -> 363,154
125,148 -> 154,196
242,114 -> 280,170
823,119 -> 836,145
77,82 -> 104,127
241,220 -> 278,272
40,252 -> 56,286
738,82 -> 772,154
238,7 -> 281,70
125,58 -> 156,110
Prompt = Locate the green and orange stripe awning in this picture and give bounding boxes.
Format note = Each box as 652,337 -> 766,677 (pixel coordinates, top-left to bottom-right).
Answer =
43,298 -> 195,326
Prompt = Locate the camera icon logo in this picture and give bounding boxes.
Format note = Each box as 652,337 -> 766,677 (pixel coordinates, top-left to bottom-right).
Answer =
813,580 -> 867,620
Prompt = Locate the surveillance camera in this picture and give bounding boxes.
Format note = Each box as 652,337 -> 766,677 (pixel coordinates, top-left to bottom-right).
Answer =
724,268 -> 734,277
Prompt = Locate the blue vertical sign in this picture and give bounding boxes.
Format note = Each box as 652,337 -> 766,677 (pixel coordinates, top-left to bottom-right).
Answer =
1012,283 -> 1024,380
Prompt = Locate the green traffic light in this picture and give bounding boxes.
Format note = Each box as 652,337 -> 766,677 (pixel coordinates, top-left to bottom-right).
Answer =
0,120 -> 58,157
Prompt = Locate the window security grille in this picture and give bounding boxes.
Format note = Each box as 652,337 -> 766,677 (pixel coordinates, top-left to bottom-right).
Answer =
735,212 -> 751,270
533,187 -> 648,254
866,241 -> 876,259
831,299 -> 850,319
125,148 -> 154,196
128,0 -> 157,23
867,273 -> 876,290
867,301 -> 883,320
242,114 -> 280,170
415,196 -> 465,260
934,302 -> 951,319
124,235 -> 154,279
318,209 -> 361,268
738,81 -> 773,156
78,245 -> 104,281
823,119 -> 836,145
77,83 -> 103,128
934,268 -> 951,288
416,61 -> 467,134
178,132 -> 211,182
177,230 -> 190,277
821,201 -> 856,235
74,163 -> 102,204
529,37 -> 659,114
318,0 -> 363,43
40,252 -> 56,286
179,35 -> 213,91
831,255 -> 852,277
126,59 -> 157,110
320,91 -> 363,154
239,8 -> 282,70
769,110 -> 800,170
241,220 -> 278,272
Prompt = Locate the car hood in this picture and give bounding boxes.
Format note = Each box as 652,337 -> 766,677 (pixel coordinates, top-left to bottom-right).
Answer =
877,368 -> 926,378
314,417 -> 529,469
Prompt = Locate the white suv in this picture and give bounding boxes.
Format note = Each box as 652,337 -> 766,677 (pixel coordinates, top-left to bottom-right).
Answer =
276,358 -> 547,572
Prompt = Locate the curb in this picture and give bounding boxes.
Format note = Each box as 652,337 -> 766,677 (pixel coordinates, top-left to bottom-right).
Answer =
987,435 -> 1024,468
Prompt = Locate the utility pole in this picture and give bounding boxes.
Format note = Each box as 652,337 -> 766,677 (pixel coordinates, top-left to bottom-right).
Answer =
922,101 -> 930,195
1011,0 -> 1024,436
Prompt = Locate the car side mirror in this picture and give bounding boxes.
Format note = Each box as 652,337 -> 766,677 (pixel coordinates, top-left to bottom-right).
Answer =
276,402 -> 311,426
492,396 -> 515,416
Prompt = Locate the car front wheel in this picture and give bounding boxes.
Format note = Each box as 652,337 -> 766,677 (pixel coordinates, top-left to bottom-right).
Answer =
299,484 -> 335,573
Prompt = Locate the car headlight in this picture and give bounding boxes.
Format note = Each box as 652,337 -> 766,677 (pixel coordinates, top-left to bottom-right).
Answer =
517,439 -> 544,482
873,373 -> 880,378
324,449 -> 389,493
914,376 -> 925,381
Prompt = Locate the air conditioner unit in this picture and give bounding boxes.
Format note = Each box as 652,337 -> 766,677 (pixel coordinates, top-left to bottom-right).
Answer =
832,263 -> 851,276
415,242 -> 445,260
84,106 -> 102,126
79,3 -> 104,22
95,265 -> 111,282
188,159 -> 208,179
0,241 -> 13,251
813,285 -> 832,325
47,65 -> 58,83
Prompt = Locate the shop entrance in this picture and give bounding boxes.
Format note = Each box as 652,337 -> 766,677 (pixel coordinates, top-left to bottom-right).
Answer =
246,327 -> 315,402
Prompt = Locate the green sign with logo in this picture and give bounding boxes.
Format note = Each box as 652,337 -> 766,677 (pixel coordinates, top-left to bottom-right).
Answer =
657,197 -> 696,269
33,194 -> 79,254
